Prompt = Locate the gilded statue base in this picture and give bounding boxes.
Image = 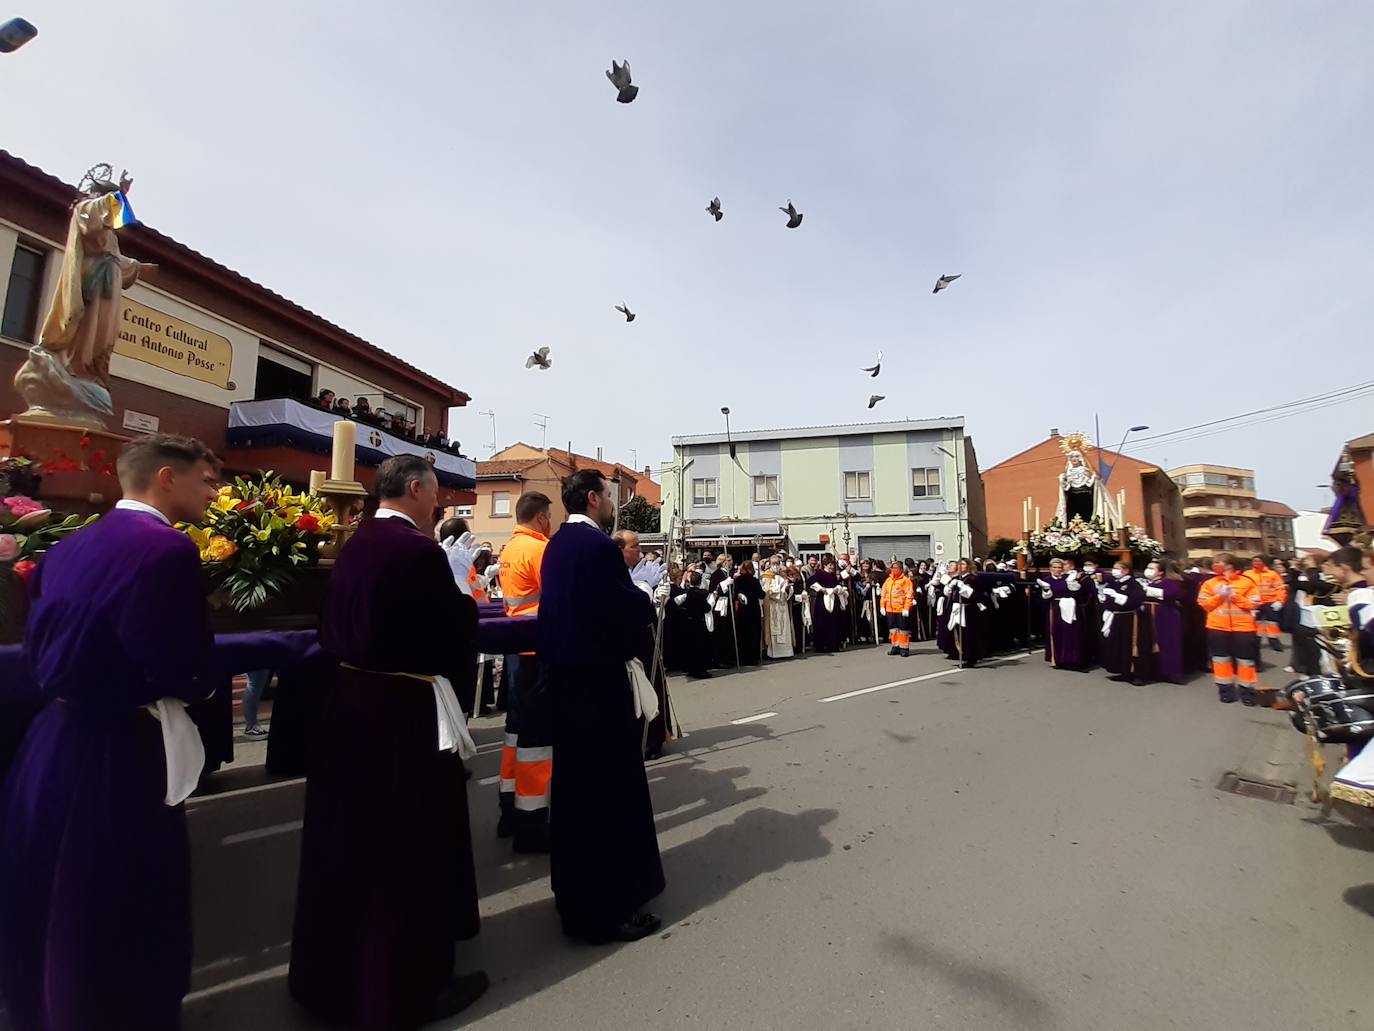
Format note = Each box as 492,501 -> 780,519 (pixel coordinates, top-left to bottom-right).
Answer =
12,345 -> 113,432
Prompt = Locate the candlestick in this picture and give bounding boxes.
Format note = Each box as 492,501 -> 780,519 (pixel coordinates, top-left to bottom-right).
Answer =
308,469 -> 326,494
1034,506 -> 1041,529
331,419 -> 356,481
1022,497 -> 1030,533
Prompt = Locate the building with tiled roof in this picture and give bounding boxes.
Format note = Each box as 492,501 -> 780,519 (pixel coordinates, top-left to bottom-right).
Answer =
1257,499 -> 1298,558
0,150 -> 475,505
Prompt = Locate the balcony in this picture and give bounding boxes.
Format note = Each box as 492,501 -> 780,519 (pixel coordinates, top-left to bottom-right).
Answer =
1180,485 -> 1256,500
1181,506 -> 1261,519
1186,526 -> 1261,540
225,398 -> 477,505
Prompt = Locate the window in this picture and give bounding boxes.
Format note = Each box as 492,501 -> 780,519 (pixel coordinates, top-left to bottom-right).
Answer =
454,505 -> 473,518
492,491 -> 511,516
692,478 -> 717,506
911,467 -> 942,499
752,474 -> 779,503
254,344 -> 313,401
844,471 -> 871,500
2,242 -> 45,341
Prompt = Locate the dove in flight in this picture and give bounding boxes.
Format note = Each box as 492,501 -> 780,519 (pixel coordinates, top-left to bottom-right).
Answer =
861,350 -> 883,377
867,394 -> 885,409
615,303 -> 636,323
706,196 -> 723,222
525,346 -> 553,370
606,60 -> 638,103
933,273 -> 961,294
780,201 -> 803,229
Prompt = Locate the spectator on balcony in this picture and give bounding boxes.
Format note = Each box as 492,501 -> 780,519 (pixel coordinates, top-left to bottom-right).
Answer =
315,388 -> 336,409
333,396 -> 353,417
354,397 -> 373,422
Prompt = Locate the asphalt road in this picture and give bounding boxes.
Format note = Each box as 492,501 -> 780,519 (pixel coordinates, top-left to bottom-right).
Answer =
183,642 -> 1374,1031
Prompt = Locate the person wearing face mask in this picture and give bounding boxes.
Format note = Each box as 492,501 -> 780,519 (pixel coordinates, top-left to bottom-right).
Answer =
836,556 -> 859,645
1197,553 -> 1264,705
881,556 -> 916,657
931,560 -> 957,659
1180,558 -> 1213,675
1139,561 -> 1189,684
808,556 -> 848,653
760,556 -> 796,659
853,558 -> 878,645
1098,561 -> 1149,683
785,560 -> 811,653
1037,557 -> 1090,670
732,561 -> 766,665
707,553 -> 739,669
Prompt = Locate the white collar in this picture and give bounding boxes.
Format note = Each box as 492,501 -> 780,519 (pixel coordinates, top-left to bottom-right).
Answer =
566,514 -> 602,530
115,498 -> 171,526
374,507 -> 417,527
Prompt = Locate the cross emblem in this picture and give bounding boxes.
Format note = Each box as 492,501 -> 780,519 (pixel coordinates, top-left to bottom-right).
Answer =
368,431 -> 383,447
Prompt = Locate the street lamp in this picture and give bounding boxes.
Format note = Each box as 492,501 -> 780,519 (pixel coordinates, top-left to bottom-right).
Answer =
1104,425 -> 1150,482
0,17 -> 38,53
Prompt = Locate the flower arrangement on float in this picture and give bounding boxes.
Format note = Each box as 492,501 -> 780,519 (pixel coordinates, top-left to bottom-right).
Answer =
180,473 -> 335,612
1014,515 -> 1114,559
0,456 -> 101,641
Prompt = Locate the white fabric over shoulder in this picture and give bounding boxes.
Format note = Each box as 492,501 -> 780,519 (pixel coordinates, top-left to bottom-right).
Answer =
144,698 -> 206,806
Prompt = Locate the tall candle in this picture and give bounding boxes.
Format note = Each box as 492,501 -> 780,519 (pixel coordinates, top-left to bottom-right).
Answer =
1022,497 -> 1030,533
331,419 -> 356,481
308,469 -> 326,494
1034,506 -> 1041,529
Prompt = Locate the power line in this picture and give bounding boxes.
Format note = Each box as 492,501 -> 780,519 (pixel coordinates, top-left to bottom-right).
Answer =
986,382 -> 1374,475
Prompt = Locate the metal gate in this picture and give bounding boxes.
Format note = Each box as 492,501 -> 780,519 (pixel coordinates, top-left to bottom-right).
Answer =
857,534 -> 932,562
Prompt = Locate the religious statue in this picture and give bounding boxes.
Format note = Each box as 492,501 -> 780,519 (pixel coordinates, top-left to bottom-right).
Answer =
12,163 -> 157,429
1324,448 -> 1367,545
1053,432 -> 1122,528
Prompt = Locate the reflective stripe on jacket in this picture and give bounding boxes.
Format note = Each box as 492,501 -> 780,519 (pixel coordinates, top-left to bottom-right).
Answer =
1198,572 -> 1261,632
499,524 -> 548,617
880,573 -> 914,613
1251,566 -> 1287,607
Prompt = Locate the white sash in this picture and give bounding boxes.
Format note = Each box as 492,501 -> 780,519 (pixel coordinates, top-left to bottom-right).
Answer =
143,698 -> 205,806
823,589 -> 836,613
1101,611 -> 1115,637
948,601 -> 967,629
1057,598 -> 1077,625
431,675 -> 477,759
627,658 -> 659,721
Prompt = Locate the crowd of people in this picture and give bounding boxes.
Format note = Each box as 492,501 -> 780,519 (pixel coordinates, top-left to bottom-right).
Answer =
647,546 -> 1374,709
311,387 -> 463,455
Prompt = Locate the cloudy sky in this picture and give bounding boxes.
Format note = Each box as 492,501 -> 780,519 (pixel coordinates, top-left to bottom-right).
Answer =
6,1 -> 1371,508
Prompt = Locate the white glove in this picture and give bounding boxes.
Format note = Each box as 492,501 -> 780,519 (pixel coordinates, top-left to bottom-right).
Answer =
1216,584 -> 1233,598
673,593 -> 688,607
1107,589 -> 1127,605
903,608 -> 911,616
1066,570 -> 1079,583
1145,586 -> 1164,600
738,594 -> 748,606
958,582 -> 973,599
441,532 -> 481,593
653,580 -> 671,607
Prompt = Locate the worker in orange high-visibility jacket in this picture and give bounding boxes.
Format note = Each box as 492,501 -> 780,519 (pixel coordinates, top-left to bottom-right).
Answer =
881,558 -> 916,657
1249,556 -> 1288,653
1197,553 -> 1263,706
496,490 -> 554,852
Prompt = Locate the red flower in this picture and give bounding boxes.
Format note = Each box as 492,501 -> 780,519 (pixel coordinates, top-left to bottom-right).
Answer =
234,499 -> 255,512
79,434 -> 91,450
12,559 -> 37,585
295,513 -> 321,533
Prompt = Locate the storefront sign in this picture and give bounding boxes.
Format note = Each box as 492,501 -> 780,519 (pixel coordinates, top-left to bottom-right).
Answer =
121,409 -> 160,433
116,299 -> 233,388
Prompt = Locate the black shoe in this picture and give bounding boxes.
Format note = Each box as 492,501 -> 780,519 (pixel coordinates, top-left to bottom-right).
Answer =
496,811 -> 515,839
1217,685 -> 1238,704
888,646 -> 900,656
900,649 -> 910,658
426,970 -> 489,1023
688,670 -> 712,679
581,912 -> 663,945
513,825 -> 551,854
1239,686 -> 1259,707
1268,639 -> 1284,653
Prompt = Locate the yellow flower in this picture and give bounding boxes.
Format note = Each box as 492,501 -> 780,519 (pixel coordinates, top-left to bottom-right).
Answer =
204,535 -> 238,563
255,527 -> 272,542
211,494 -> 238,513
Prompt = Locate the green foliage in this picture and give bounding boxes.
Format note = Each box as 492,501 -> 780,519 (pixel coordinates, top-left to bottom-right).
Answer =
618,494 -> 661,533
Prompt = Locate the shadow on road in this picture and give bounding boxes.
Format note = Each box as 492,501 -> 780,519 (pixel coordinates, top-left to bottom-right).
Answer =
1342,883 -> 1374,919
186,805 -> 839,1029
877,930 -> 1054,1027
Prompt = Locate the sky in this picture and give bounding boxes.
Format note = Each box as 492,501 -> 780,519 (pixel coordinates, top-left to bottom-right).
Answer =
5,1 -> 1372,510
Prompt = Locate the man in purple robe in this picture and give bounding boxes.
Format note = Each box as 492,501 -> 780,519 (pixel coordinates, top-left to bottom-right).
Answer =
1098,561 -> 1150,682
541,469 -> 665,943
0,434 -> 221,1031
289,454 -> 487,1029
1040,557 -> 1092,671
1140,561 -> 1189,684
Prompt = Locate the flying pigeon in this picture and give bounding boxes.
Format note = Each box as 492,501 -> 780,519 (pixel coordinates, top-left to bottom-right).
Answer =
932,273 -> 961,294
861,350 -> 883,377
525,346 -> 553,370
706,197 -> 723,222
867,394 -> 885,409
605,60 -> 638,103
780,201 -> 803,229
615,303 -> 636,323
0,16 -> 38,52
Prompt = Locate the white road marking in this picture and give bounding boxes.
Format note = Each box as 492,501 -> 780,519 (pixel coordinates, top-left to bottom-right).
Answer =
820,668 -> 961,702
219,820 -> 303,846
731,711 -> 778,724
185,962 -> 289,1001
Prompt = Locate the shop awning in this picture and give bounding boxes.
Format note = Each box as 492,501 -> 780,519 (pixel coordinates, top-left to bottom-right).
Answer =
685,521 -> 784,542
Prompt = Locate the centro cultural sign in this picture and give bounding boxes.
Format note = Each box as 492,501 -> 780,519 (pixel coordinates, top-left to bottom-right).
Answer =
116,298 -> 233,388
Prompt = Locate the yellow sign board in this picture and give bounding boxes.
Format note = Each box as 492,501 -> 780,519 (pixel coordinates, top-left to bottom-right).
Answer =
115,298 -> 233,389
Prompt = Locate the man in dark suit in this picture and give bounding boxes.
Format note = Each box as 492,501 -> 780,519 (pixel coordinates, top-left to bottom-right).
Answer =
539,469 -> 665,943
